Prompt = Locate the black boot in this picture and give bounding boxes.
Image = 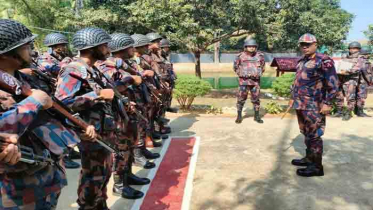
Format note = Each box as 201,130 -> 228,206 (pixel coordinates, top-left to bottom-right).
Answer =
356,108 -> 371,117
127,160 -> 150,185
342,111 -> 352,121
152,132 -> 162,139
141,147 -> 160,159
254,110 -> 264,124
291,149 -> 312,166
296,153 -> 324,177
235,111 -> 243,124
113,171 -> 144,199
167,107 -> 178,113
133,148 -> 156,169
69,149 -> 81,160
152,138 -> 163,147
63,156 -> 80,169
160,126 -> 171,134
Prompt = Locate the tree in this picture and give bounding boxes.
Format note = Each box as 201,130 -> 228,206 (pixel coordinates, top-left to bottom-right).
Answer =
365,24 -> 373,46
125,0 -> 353,77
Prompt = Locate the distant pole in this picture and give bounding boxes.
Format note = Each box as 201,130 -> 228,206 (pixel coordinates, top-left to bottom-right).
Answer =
214,32 -> 220,64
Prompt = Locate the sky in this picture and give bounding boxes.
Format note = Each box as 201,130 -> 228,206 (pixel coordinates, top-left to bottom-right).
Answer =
340,0 -> 373,41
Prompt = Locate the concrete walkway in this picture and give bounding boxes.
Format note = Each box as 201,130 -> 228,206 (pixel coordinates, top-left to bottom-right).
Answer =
59,113 -> 373,210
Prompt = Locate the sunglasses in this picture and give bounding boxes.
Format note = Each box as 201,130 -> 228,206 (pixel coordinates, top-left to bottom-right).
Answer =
299,43 -> 315,48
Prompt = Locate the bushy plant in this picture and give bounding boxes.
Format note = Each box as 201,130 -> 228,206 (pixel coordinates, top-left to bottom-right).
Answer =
174,75 -> 212,109
272,73 -> 295,98
265,101 -> 283,114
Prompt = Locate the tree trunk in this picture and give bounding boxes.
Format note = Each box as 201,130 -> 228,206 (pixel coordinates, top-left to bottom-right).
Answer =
214,41 -> 220,64
194,50 -> 202,78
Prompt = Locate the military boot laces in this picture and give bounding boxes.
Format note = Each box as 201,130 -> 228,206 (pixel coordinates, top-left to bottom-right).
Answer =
254,110 -> 264,124
235,111 -> 243,124
291,149 -> 312,167
296,154 -> 324,177
356,108 -> 371,117
133,148 -> 156,169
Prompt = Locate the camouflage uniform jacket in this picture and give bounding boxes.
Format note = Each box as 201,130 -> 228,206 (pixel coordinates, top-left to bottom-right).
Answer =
0,69 -> 80,205
150,51 -> 170,81
234,51 -> 265,85
37,52 -> 72,78
291,53 -> 339,110
55,57 -> 117,150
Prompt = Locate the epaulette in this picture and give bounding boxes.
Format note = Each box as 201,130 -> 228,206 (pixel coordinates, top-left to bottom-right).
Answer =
63,61 -> 88,79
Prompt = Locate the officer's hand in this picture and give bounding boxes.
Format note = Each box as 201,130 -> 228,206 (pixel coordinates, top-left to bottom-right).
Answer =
0,134 -> 21,165
99,89 -> 115,101
81,125 -> 97,142
31,89 -> 53,110
288,99 -> 294,108
129,101 -> 137,113
339,70 -> 348,75
143,70 -> 154,77
321,104 -> 332,115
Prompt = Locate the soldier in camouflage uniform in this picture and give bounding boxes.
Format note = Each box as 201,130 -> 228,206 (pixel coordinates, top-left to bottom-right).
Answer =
95,33 -> 154,199
131,34 -> 165,147
160,38 -> 178,113
0,19 -> 94,210
234,38 -> 265,124
55,28 -> 115,210
355,48 -> 372,117
37,33 -> 81,169
290,34 -> 339,177
146,33 -> 172,136
337,42 -> 367,121
37,33 -> 73,78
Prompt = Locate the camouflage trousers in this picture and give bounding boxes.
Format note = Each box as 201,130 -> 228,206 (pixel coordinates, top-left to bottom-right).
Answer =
77,145 -> 113,210
237,84 -> 260,112
0,164 -> 66,210
357,81 -> 368,109
296,110 -> 325,154
1,191 -> 61,210
336,79 -> 358,112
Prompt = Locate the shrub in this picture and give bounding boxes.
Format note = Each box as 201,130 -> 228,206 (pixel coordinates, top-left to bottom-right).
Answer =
174,75 -> 212,109
272,73 -> 295,98
265,101 -> 283,114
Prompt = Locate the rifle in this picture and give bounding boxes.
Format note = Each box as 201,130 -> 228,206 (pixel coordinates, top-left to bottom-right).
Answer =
94,68 -> 149,124
0,134 -> 54,165
0,70 -> 122,157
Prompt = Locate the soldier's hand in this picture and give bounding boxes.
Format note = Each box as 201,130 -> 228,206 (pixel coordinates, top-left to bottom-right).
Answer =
31,89 -> 53,110
99,89 -> 115,101
0,134 -> 21,165
320,104 -> 332,115
143,70 -> 154,77
129,101 -> 137,113
20,68 -> 33,75
81,125 -> 97,142
132,76 -> 142,85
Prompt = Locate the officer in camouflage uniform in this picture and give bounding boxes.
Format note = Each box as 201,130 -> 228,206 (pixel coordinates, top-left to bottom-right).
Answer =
95,33 -> 154,199
55,28 -> 115,210
290,33 -> 339,177
37,33 -> 73,78
355,48 -> 372,117
146,33 -> 172,136
0,19 -> 93,210
131,34 -> 164,147
160,38 -> 178,113
234,38 -> 265,124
